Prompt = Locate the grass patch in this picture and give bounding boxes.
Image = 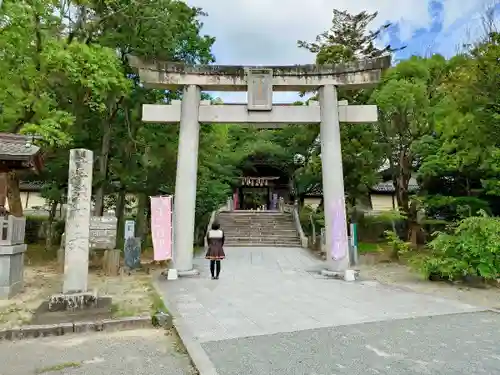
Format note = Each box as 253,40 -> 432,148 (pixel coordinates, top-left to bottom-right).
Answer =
109,303 -> 137,318
148,281 -> 168,314
358,242 -> 386,254
35,362 -> 82,374
25,243 -> 58,264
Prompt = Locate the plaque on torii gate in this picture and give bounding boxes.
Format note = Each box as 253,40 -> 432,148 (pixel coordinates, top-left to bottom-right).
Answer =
128,55 -> 391,279
246,68 -> 273,111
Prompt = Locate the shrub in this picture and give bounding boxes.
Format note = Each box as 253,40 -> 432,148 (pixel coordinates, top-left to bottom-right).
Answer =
416,214 -> 500,280
357,210 -> 405,242
384,230 -> 411,260
424,195 -> 491,222
24,216 -> 45,244
24,216 -> 65,245
299,205 -> 324,237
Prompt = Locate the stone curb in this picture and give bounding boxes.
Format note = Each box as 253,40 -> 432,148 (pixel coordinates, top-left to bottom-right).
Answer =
152,276 -> 220,375
0,316 -> 163,341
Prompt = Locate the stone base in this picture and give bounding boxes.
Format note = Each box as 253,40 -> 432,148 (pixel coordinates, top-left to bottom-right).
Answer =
321,269 -> 359,281
177,269 -> 200,277
167,268 -> 178,280
0,244 -> 27,299
31,294 -> 113,325
48,292 -> 100,312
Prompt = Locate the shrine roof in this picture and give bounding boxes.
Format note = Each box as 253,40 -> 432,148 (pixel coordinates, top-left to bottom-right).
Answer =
0,133 -> 43,172
305,178 -> 419,196
0,133 -> 40,159
128,55 -> 391,91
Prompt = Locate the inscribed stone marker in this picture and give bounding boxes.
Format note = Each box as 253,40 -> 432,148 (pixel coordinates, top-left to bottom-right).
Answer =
63,149 -> 93,294
124,237 -> 141,269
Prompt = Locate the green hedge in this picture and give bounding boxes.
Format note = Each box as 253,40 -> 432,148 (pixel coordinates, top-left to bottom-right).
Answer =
299,205 -> 403,242
356,212 -> 404,242
299,205 -> 324,237
25,216 -> 65,245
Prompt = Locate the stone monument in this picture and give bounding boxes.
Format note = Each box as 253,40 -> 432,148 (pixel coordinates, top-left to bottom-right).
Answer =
44,149 -> 109,315
63,149 -> 93,294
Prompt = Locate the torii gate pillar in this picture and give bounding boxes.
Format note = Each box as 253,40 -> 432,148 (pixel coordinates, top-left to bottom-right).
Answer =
319,85 -> 350,272
174,85 -> 201,275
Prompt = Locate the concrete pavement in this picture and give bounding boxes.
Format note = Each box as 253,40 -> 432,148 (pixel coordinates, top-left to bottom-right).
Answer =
158,247 -> 493,374
0,329 -> 196,375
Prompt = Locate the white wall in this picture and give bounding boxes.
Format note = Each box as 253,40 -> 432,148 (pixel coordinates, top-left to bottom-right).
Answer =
304,193 -> 397,213
4,192 -> 48,211
371,194 -> 397,212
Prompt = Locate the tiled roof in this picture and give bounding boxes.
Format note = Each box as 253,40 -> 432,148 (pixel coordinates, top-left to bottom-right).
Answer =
0,133 -> 41,159
304,177 -> 419,196
19,181 -> 46,191
371,178 -> 419,193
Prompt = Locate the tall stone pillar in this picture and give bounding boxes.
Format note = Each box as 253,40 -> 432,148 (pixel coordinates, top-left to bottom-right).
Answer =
173,85 -> 201,275
63,149 -> 93,293
319,85 -> 350,272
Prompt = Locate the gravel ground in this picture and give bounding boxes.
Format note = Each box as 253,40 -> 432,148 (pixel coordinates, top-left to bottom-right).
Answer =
0,329 -> 197,375
359,261 -> 500,309
0,264 -> 159,329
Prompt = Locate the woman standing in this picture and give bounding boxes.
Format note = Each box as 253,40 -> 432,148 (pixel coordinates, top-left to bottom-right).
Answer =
205,222 -> 225,279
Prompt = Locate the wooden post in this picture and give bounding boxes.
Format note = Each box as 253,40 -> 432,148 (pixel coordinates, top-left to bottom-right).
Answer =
103,249 -> 121,276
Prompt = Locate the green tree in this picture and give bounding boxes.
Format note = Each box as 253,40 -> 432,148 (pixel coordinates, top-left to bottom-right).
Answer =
0,0 -> 129,215
298,9 -> 401,64
371,55 -> 453,241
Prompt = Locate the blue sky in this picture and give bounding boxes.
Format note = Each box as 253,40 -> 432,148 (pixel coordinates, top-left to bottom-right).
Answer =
187,0 -> 499,103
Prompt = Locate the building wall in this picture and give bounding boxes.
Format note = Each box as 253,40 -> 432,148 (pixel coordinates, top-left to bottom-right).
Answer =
304,197 -> 321,210
370,194 -> 397,212
4,192 -> 140,217
4,192 -> 47,211
304,194 -> 397,213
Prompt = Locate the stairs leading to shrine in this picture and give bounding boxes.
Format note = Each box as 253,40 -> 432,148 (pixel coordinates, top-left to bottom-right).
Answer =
216,211 -> 302,247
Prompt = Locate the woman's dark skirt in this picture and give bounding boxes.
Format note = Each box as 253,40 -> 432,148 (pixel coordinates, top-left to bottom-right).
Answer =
205,246 -> 225,260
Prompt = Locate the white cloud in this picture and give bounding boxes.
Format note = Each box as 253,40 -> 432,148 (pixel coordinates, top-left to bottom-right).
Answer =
185,0 -> 494,101
190,0 -> 434,65
434,0 -> 499,56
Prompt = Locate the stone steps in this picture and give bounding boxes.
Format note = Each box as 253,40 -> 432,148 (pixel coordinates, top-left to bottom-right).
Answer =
216,211 -> 301,247
225,242 -> 301,247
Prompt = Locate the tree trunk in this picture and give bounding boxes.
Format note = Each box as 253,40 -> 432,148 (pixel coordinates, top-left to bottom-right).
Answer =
103,249 -> 121,276
45,200 -> 58,251
94,120 -> 113,216
115,188 -> 126,250
6,171 -> 23,217
135,193 -> 148,241
393,148 -> 413,240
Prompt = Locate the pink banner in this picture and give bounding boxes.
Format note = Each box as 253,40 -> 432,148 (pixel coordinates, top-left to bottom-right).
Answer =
150,196 -> 173,261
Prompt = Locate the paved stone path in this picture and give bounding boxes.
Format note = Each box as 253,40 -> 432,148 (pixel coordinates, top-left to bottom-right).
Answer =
0,329 -> 196,375
158,247 -> 497,374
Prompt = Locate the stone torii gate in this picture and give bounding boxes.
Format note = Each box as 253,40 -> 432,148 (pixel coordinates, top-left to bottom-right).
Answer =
129,55 -> 390,277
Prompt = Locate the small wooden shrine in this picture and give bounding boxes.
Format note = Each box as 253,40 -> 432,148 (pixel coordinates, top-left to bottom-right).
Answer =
0,133 -> 43,203
0,133 -> 44,298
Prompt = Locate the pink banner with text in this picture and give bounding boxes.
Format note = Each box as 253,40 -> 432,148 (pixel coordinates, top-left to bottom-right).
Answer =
150,196 -> 173,261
